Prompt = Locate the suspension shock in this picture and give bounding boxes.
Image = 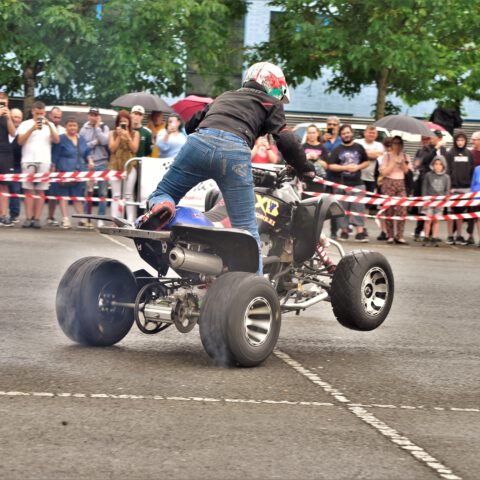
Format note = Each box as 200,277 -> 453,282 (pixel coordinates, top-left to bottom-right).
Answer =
315,240 -> 336,274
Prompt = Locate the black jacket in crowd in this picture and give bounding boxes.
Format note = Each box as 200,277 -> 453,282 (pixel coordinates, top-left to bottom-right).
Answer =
446,135 -> 474,189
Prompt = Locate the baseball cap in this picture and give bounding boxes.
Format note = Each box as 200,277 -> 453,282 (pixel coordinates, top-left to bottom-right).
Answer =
88,107 -> 99,115
131,105 -> 145,114
432,129 -> 443,138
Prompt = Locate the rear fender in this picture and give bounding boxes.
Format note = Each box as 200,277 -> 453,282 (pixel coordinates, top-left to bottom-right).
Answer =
292,195 -> 345,263
171,224 -> 259,273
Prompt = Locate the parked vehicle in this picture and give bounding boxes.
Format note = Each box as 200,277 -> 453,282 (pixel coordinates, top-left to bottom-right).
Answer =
56,167 -> 394,368
46,105 -> 118,129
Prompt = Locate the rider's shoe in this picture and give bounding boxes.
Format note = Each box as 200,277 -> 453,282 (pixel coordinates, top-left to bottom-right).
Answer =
136,201 -> 175,231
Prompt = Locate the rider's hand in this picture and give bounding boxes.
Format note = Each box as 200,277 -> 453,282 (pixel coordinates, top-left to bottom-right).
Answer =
297,161 -> 316,180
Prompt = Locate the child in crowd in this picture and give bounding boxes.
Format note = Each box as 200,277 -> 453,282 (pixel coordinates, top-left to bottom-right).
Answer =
421,155 -> 451,246
470,164 -> 480,247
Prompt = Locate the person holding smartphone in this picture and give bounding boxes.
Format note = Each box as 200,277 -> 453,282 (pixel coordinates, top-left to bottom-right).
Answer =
323,116 -> 342,153
17,100 -> 60,228
108,110 -> 140,222
156,113 -> 186,158
0,92 -> 16,227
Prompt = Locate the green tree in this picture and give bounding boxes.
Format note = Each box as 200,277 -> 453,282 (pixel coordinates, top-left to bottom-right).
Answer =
84,0 -> 246,105
0,0 -> 246,110
252,0 -> 480,119
0,0 -> 98,112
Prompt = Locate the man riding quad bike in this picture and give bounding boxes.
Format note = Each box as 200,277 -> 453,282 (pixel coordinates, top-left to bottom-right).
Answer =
56,63 -> 394,367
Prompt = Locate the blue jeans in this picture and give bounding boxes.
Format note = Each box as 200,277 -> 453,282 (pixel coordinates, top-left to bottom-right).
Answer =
9,180 -> 21,218
84,163 -> 108,216
148,128 -> 262,274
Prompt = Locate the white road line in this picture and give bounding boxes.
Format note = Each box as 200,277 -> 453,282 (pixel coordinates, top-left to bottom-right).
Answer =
274,349 -> 462,480
0,390 -> 477,413
100,233 -> 135,252
0,391 -> 335,408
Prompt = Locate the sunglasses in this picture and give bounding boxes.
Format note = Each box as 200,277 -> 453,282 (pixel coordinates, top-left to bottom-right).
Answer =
327,123 -> 338,126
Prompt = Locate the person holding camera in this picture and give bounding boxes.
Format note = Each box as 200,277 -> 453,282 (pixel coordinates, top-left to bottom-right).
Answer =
80,107 -> 110,228
156,113 -> 186,158
17,100 -> 60,228
0,93 -> 17,227
108,110 -> 140,222
379,135 -> 411,244
323,116 -> 342,153
251,135 -> 280,164
7,108 -> 23,224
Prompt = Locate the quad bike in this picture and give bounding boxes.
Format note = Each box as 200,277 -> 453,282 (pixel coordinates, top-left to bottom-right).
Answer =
56,167 -> 394,367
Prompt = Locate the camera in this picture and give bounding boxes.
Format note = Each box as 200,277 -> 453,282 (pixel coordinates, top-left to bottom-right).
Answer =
327,128 -> 334,135
37,117 -> 44,129
120,123 -> 127,130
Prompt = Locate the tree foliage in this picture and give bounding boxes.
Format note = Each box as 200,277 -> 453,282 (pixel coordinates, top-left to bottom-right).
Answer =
252,0 -> 480,118
0,0 -> 246,110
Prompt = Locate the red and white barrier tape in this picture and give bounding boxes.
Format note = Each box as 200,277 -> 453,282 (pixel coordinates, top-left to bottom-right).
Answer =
0,170 -> 124,183
346,210 -> 480,221
304,190 -> 480,208
313,177 -> 480,201
0,191 -> 112,203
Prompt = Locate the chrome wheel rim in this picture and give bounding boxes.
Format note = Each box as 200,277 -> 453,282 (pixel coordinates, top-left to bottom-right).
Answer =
243,297 -> 273,346
361,267 -> 389,316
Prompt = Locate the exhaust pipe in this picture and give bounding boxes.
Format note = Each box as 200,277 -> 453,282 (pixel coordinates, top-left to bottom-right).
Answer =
169,247 -> 223,276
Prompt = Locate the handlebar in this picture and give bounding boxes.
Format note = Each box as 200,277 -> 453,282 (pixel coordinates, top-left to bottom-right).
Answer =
252,166 -> 295,188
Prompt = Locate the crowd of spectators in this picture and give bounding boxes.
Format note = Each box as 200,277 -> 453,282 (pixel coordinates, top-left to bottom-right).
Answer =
292,117 -> 480,246
0,93 -> 479,247
0,95 -> 188,229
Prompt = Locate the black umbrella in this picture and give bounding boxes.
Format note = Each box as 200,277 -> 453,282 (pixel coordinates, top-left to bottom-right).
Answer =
373,115 -> 433,137
111,92 -> 172,112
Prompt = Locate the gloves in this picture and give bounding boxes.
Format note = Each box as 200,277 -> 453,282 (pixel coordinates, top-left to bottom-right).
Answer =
297,160 -> 316,180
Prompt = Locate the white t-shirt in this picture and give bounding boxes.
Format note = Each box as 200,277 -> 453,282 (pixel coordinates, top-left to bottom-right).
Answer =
18,119 -> 56,164
355,139 -> 385,182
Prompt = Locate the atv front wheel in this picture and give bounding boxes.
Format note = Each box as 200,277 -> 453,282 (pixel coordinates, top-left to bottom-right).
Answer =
56,257 -> 137,346
199,272 -> 281,367
330,250 -> 393,331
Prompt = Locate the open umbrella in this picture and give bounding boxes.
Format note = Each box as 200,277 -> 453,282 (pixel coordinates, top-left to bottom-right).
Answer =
171,95 -> 213,121
374,115 -> 433,137
111,92 -> 171,112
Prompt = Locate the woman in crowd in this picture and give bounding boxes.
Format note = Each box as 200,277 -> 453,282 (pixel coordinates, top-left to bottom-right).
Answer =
379,135 -> 411,244
302,124 -> 328,177
156,113 -> 186,158
0,93 -> 16,227
51,118 -> 92,229
251,134 -> 280,164
108,110 -> 140,223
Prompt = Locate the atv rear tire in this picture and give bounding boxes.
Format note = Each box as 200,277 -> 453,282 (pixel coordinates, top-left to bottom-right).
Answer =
330,250 -> 393,331
199,272 -> 281,367
56,256 -> 137,346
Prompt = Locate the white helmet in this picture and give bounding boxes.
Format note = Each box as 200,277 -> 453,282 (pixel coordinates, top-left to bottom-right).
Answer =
243,62 -> 290,104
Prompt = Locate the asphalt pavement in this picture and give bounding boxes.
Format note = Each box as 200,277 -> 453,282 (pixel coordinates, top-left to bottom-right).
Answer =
0,221 -> 479,480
